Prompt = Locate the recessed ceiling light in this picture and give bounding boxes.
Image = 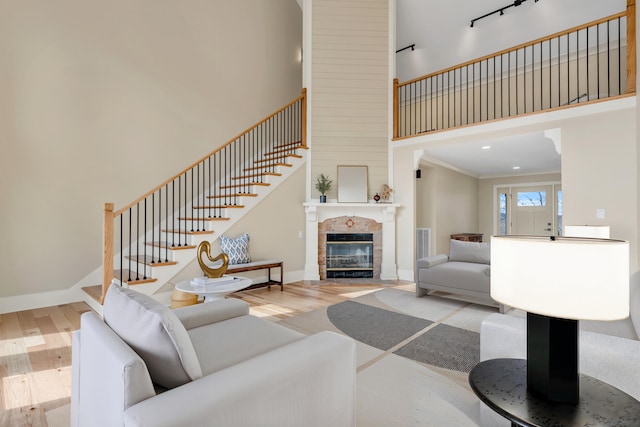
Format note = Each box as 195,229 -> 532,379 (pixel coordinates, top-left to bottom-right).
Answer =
512,166 -> 521,170
481,146 -> 491,150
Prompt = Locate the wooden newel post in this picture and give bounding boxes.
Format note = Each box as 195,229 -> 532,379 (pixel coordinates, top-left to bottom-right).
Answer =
102,202 -> 114,304
627,0 -> 636,94
301,87 -> 307,148
393,78 -> 399,139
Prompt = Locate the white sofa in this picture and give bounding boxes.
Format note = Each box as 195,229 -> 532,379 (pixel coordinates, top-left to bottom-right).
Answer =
71,285 -> 356,427
416,239 -> 497,309
479,272 -> 640,426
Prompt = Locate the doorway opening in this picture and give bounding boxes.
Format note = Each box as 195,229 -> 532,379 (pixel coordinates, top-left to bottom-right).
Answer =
496,182 -> 562,236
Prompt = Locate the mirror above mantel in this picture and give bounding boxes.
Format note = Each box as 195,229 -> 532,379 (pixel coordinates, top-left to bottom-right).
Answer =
337,165 -> 368,202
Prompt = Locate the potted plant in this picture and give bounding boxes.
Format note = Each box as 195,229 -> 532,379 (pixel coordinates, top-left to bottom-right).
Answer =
315,173 -> 332,203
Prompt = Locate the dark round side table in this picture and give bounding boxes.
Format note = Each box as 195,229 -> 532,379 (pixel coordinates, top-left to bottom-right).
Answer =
469,358 -> 640,427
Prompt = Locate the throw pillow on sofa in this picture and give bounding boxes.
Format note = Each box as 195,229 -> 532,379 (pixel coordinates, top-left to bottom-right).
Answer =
220,233 -> 251,265
103,285 -> 203,389
449,239 -> 490,264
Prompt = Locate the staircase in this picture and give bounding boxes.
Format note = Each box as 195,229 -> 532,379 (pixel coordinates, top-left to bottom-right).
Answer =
82,90 -> 307,311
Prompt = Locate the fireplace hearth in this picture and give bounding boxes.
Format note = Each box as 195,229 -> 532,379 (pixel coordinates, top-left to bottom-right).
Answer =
326,233 -> 374,278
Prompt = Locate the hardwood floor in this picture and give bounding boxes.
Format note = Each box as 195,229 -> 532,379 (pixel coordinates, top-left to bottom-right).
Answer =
0,279 -> 412,427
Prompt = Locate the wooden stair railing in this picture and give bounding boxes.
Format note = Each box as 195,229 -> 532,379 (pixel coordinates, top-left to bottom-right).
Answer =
394,2 -> 636,139
100,89 -> 307,303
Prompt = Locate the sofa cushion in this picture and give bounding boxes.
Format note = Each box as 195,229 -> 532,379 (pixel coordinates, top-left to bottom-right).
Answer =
418,261 -> 491,294
103,285 -> 202,389
449,239 -> 490,264
189,314 -> 304,375
220,233 -> 251,264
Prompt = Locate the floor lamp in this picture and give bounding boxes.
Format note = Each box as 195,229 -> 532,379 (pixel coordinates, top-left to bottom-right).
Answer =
491,235 -> 629,403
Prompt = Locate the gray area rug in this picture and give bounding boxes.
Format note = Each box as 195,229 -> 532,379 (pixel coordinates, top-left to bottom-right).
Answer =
394,323 -> 480,373
327,300 -> 433,350
327,298 -> 480,373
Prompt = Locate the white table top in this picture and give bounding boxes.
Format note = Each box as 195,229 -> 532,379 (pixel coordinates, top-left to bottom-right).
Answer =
175,276 -> 252,301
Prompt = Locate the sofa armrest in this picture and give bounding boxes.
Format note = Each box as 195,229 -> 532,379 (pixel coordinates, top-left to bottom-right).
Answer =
124,331 -> 356,427
416,254 -> 449,269
173,298 -> 249,330
72,312 -> 156,427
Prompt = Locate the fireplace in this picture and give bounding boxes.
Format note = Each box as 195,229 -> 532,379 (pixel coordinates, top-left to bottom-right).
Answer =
326,233 -> 374,278
303,202 -> 399,281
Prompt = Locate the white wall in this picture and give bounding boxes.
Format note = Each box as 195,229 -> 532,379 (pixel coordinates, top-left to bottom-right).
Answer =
393,100 -> 637,280
417,163 -> 479,255
396,0 -> 627,81
0,0 -> 302,298
308,0 -> 389,201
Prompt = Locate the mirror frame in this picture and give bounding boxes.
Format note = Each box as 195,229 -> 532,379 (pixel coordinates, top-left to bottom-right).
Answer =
337,165 -> 368,203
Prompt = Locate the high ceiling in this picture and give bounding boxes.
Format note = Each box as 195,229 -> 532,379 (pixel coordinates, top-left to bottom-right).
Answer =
395,0 -> 626,177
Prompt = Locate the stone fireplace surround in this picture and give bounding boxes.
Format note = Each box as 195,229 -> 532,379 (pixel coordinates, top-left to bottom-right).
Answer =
303,202 -> 399,280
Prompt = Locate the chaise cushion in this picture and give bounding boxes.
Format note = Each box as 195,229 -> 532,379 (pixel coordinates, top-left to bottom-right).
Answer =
103,285 -> 203,389
448,239 -> 490,264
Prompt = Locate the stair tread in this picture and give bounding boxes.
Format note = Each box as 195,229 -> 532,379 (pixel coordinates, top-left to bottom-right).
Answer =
254,156 -> 300,164
218,183 -> 271,190
231,172 -> 282,180
114,269 -> 158,284
179,216 -> 230,221
82,285 -> 103,303
248,162 -> 293,168
207,193 -> 258,198
162,229 -> 214,235
125,255 -> 178,266
193,205 -> 244,209
145,242 -> 197,250
272,141 -> 304,150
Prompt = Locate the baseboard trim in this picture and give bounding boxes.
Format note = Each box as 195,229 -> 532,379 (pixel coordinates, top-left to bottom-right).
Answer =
0,288 -> 85,315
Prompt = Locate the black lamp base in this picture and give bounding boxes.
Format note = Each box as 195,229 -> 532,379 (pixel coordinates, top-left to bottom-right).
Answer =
527,312 -> 579,404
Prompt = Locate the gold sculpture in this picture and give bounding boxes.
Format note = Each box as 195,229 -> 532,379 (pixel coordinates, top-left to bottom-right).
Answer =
196,241 -> 229,278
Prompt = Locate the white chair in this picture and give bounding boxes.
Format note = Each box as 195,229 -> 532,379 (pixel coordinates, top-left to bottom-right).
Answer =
71,285 -> 356,427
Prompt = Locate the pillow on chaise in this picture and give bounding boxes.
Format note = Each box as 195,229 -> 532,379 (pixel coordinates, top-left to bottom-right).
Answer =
103,285 -> 202,389
449,239 -> 491,264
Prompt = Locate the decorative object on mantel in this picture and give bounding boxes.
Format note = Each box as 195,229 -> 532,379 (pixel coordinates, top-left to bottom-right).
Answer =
373,193 -> 381,203
381,184 -> 393,202
315,173 -> 332,203
196,241 -> 229,278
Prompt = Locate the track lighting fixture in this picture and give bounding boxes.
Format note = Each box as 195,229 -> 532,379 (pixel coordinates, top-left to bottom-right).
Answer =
395,44 -> 416,54
470,0 -> 540,28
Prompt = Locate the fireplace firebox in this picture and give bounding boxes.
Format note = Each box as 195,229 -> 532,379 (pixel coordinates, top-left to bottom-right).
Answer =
326,233 -> 374,278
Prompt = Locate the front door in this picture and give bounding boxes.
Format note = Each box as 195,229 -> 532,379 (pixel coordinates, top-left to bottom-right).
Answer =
511,185 -> 554,236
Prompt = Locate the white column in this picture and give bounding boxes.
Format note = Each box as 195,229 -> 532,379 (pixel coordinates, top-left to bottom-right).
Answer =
380,205 -> 398,280
304,205 -> 320,280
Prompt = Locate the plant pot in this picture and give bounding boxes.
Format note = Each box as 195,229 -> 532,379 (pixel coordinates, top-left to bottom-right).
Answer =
320,195 -> 327,203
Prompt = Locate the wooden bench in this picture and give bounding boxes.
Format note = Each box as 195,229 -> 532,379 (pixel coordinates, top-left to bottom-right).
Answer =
226,260 -> 284,291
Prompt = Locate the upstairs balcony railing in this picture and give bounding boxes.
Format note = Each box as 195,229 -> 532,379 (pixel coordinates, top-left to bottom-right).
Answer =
102,89 -> 306,301
394,4 -> 636,139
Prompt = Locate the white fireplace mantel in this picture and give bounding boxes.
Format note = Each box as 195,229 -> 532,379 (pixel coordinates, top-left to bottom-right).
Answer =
303,202 -> 400,280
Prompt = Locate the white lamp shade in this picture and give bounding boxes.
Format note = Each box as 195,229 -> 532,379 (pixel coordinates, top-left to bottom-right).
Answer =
491,235 -> 629,320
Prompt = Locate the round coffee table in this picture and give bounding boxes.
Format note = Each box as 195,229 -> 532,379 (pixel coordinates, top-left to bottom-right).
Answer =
175,276 -> 252,302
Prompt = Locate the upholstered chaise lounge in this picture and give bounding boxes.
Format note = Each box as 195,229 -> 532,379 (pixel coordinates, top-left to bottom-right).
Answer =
416,239 -> 498,309
71,285 -> 356,427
